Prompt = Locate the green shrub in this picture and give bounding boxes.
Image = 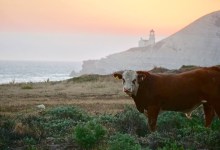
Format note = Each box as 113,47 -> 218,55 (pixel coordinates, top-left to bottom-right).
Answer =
68,74 -> 99,83
211,117 -> 220,130
21,84 -> 33,89
43,106 -> 91,137
157,112 -> 188,131
141,131 -> 186,149
0,115 -> 43,149
21,115 -> 45,138
108,133 -> 141,150
19,107 -> 91,138
23,137 -> 37,150
23,137 -> 37,145
45,106 -> 90,122
142,121 -> 220,150
96,114 -> 116,124
158,142 -> 184,150
43,119 -> 75,136
0,116 -> 17,149
157,108 -> 207,132
114,106 -> 148,136
177,127 -> 220,149
73,120 -> 106,149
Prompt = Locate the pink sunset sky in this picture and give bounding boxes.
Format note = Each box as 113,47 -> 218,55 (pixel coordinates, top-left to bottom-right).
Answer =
0,0 -> 220,61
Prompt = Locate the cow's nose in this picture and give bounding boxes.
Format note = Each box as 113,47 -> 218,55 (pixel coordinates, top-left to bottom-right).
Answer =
123,88 -> 131,93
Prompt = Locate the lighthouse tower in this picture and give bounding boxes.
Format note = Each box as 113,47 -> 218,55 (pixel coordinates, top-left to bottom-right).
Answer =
149,29 -> 155,45
138,29 -> 155,47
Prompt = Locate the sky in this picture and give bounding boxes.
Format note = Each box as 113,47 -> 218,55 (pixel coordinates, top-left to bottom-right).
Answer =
0,0 -> 220,62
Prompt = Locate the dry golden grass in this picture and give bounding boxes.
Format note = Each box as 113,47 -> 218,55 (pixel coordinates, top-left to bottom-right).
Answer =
0,74 -> 133,116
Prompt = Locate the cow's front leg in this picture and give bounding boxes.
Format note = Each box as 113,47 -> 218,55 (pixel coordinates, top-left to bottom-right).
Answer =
144,106 -> 160,132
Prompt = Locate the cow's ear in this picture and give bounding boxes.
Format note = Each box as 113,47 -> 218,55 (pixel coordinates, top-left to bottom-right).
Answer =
113,71 -> 123,79
137,71 -> 149,82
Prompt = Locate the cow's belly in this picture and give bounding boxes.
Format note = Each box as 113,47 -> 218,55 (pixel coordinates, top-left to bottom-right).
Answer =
162,103 -> 201,113
160,97 -> 205,112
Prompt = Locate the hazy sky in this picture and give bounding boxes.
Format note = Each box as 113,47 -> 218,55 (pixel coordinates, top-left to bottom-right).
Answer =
1,0 -> 220,61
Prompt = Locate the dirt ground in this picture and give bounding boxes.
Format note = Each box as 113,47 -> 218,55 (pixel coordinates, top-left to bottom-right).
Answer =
0,74 -> 134,116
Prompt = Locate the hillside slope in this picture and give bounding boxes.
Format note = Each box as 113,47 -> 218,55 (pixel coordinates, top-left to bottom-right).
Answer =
79,11 -> 220,75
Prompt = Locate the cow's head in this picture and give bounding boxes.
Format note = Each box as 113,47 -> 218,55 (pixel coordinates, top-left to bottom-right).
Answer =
113,70 -> 147,96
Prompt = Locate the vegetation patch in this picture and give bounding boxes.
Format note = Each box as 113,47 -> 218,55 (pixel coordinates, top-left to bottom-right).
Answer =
0,105 -> 220,149
68,74 -> 100,83
0,115 -> 17,149
21,84 -> 33,89
45,106 -> 91,122
68,74 -> 112,83
108,133 -> 141,150
114,105 -> 149,136
73,120 -> 106,149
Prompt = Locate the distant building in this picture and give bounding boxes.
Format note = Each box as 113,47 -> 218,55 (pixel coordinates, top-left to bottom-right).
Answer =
138,29 -> 155,47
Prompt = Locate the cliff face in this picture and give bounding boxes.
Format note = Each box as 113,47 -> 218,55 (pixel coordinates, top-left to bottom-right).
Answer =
79,11 -> 220,75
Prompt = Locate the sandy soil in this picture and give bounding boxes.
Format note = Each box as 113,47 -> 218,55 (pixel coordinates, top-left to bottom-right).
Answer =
0,75 -> 134,116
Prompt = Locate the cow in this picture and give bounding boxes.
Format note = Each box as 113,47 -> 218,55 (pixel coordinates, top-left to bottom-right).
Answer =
113,66 -> 220,132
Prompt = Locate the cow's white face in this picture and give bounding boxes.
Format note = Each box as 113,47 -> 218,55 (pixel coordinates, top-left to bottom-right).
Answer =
114,70 -> 147,97
122,70 -> 139,96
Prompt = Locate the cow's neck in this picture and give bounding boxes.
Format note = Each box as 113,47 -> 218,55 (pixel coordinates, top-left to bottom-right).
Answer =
132,81 -> 148,100
132,74 -> 154,112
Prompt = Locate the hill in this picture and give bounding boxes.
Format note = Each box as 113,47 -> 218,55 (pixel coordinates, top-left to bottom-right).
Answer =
78,11 -> 220,75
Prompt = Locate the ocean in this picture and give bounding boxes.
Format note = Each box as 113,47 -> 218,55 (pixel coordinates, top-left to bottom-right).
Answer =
0,61 -> 82,84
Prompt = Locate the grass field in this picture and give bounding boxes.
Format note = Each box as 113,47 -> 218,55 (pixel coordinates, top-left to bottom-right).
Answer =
0,74 -> 132,116
0,71 -> 220,149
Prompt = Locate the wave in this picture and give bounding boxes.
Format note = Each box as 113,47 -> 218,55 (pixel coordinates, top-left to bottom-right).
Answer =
0,61 -> 82,84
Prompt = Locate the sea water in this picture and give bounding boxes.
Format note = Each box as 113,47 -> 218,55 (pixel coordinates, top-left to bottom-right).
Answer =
0,61 -> 82,84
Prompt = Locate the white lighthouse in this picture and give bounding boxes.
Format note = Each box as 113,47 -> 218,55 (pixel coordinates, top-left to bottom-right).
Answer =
138,29 -> 155,47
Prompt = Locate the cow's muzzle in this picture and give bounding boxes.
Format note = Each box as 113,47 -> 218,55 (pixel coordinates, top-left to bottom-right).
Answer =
123,88 -> 132,96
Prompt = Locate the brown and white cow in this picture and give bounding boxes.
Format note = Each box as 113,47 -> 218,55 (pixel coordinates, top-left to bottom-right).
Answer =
113,66 -> 220,132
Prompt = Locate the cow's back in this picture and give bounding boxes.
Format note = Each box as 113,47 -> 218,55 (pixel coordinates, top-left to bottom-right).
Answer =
198,67 -> 220,99
144,67 -> 220,111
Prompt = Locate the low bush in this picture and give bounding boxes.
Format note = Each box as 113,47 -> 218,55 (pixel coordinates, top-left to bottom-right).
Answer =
23,137 -> 37,145
157,106 -> 209,131
40,106 -> 91,137
114,106 -> 149,136
1,105 -> 219,149
45,106 -> 90,122
157,112 -> 189,131
73,120 -> 106,149
0,116 -> 17,149
143,131 -> 186,149
17,106 -> 91,140
21,84 -> 33,89
211,117 -> 220,130
43,119 -> 75,137
177,127 -> 220,149
20,115 -> 45,139
96,114 -> 116,124
158,142 -> 184,150
108,133 -> 141,150
68,74 -> 99,83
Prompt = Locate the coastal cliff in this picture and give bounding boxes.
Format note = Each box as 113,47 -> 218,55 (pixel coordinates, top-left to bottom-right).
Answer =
78,11 -> 220,75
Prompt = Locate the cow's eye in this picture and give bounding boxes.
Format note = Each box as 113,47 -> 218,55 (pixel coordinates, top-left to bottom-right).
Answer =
122,79 -> 125,84
132,79 -> 136,84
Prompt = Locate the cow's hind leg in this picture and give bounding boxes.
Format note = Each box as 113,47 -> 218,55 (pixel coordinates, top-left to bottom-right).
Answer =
203,103 -> 215,127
